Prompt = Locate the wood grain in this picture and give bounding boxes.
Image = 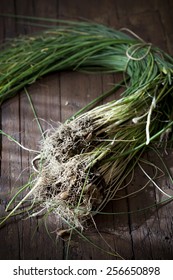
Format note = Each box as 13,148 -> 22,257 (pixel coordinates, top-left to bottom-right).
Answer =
0,0 -> 173,260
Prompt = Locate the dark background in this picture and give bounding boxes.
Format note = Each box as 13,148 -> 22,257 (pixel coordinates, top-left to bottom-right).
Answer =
0,0 -> 173,260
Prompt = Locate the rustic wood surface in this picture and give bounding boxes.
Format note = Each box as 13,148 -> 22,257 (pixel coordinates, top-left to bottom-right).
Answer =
0,0 -> 173,260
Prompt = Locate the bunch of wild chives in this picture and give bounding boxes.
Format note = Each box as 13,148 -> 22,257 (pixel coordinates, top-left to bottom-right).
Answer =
0,19 -> 172,103
0,18 -> 173,230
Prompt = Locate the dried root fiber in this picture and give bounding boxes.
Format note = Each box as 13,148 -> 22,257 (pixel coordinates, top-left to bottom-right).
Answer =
32,116 -> 105,229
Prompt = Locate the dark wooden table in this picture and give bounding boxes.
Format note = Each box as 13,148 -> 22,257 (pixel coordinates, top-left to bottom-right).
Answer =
0,0 -> 173,260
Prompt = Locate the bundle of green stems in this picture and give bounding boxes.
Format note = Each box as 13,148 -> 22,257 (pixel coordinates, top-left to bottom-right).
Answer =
0,17 -> 173,230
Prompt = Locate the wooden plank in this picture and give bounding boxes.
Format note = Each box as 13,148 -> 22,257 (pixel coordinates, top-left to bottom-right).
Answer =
116,0 -> 173,260
0,0 -> 64,260
58,0 -> 109,259
14,0 -> 63,259
0,98 -> 21,259
0,0 -> 21,260
58,0 -> 133,260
